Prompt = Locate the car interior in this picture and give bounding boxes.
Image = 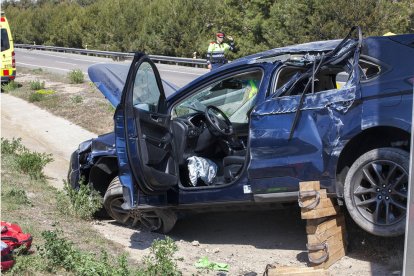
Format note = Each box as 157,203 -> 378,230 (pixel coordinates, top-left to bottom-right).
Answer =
171,70 -> 263,188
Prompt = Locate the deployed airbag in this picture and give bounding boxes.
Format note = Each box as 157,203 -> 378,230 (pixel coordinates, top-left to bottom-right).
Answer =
187,156 -> 217,186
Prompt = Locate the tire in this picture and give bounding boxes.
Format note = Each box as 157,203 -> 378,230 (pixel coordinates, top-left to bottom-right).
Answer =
103,177 -> 177,233
344,148 -> 409,237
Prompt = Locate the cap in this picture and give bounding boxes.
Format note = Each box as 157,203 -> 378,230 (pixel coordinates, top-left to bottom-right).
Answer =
216,32 -> 225,38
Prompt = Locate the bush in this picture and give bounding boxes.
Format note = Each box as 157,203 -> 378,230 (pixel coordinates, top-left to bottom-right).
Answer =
71,95 -> 83,104
15,150 -> 53,179
1,137 -> 53,179
56,180 -> 102,220
68,69 -> 84,84
36,89 -> 56,95
30,80 -> 45,90
1,137 -> 24,155
141,237 -> 181,276
29,92 -> 45,102
1,187 -> 32,206
1,80 -> 19,92
37,229 -> 136,275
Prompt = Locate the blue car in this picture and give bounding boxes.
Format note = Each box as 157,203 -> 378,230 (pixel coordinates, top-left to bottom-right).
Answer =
69,27 -> 413,236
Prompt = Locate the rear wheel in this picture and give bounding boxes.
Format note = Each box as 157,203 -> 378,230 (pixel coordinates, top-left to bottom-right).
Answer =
103,177 -> 177,233
344,148 -> 409,237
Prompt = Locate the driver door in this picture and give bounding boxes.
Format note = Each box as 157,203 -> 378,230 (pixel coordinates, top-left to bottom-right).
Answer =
120,53 -> 177,195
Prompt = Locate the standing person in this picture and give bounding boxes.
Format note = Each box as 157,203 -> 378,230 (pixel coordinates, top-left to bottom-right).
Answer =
206,32 -> 236,70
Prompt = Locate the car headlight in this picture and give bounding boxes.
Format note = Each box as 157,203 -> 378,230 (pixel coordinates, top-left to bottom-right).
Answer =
78,139 -> 92,153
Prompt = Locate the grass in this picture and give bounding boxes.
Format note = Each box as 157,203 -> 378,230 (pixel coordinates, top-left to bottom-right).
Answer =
68,69 -> 84,84
1,80 -> 19,92
30,80 -> 45,90
56,180 -> 102,220
1,137 -> 182,275
7,70 -> 114,134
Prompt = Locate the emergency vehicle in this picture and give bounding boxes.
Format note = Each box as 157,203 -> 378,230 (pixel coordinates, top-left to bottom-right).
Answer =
1,13 -> 16,83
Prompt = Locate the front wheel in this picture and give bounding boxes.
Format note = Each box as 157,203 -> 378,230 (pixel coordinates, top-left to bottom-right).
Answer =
344,148 -> 409,237
103,177 -> 177,233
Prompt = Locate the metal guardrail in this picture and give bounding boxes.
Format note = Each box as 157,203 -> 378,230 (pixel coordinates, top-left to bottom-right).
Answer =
15,44 -> 208,67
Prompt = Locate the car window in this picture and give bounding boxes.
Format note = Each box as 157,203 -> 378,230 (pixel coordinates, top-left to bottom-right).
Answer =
173,70 -> 263,124
132,62 -> 160,112
273,54 -> 363,97
1,29 -> 10,52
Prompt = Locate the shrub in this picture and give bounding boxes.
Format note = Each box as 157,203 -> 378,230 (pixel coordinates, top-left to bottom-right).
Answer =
37,229 -> 136,275
36,89 -> 56,95
141,237 -> 181,276
31,68 -> 43,74
1,80 -> 19,92
1,137 -> 53,179
71,95 -> 83,104
30,80 -> 45,90
15,150 -> 53,179
29,92 -> 45,102
56,180 -> 102,220
1,137 -> 24,155
1,187 -> 32,206
68,69 -> 84,84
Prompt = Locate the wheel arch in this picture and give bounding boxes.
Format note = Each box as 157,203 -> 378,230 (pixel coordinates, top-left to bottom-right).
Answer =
335,126 -> 410,197
89,156 -> 119,196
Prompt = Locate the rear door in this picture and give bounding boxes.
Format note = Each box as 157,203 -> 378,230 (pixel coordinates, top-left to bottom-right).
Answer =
120,53 -> 177,196
249,28 -> 363,198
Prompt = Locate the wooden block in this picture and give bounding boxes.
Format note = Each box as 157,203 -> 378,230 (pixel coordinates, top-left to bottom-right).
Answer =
299,181 -> 321,191
266,265 -> 329,276
301,205 -> 341,219
311,246 -> 346,269
307,231 -> 346,262
306,215 -> 345,235
307,223 -> 345,244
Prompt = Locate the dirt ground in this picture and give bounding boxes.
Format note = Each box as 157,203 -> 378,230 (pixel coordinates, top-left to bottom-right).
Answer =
1,79 -> 405,275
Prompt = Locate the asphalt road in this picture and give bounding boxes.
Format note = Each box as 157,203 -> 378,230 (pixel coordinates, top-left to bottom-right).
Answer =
15,48 -> 208,87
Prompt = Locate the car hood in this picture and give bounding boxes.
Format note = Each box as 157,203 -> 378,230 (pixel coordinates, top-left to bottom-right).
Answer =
88,63 -> 179,107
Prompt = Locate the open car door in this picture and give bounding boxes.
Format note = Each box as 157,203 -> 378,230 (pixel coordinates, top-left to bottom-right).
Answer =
118,53 -> 177,200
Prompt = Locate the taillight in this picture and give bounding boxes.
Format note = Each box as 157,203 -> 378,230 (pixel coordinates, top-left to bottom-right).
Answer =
12,51 -> 15,68
0,17 -> 5,22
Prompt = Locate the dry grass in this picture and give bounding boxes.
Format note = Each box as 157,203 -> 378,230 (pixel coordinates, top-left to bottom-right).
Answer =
10,68 -> 114,134
1,154 -> 126,260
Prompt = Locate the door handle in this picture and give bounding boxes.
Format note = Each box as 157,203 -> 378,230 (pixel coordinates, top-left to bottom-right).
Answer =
150,114 -> 161,122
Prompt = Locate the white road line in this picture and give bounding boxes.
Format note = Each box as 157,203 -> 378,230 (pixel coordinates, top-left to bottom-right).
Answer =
56,61 -> 77,66
16,50 -> 106,63
17,62 -> 87,74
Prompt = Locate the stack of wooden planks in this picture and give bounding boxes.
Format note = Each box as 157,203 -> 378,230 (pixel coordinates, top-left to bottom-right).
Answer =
299,181 -> 347,269
264,181 -> 347,275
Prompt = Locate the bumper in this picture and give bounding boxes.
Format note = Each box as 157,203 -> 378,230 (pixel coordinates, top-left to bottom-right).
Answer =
68,149 -> 81,189
1,69 -> 16,83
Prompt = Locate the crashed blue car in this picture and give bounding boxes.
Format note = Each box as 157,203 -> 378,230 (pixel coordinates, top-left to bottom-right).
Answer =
69,28 -> 413,236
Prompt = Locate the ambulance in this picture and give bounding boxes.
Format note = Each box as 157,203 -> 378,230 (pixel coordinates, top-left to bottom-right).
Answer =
1,13 -> 15,83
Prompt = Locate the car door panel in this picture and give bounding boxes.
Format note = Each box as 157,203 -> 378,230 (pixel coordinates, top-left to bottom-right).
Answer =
249,36 -> 362,195
120,53 -> 177,196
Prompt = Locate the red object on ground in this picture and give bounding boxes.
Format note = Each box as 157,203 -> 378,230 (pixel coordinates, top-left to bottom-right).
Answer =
1,241 -> 14,271
1,221 -> 32,252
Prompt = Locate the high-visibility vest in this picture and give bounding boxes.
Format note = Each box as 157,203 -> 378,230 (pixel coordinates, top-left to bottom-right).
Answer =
207,41 -> 235,65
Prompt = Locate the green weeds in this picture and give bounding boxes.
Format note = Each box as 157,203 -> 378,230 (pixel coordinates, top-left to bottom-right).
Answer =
68,69 -> 84,84
1,137 -> 53,179
56,180 -> 102,220
71,94 -> 84,104
141,237 -> 181,276
1,81 -> 19,92
30,80 -> 45,90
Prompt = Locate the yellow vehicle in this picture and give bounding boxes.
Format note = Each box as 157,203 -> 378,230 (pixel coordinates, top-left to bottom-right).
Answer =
1,13 -> 16,83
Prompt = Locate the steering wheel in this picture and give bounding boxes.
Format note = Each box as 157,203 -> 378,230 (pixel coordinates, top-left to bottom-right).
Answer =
205,105 -> 233,136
